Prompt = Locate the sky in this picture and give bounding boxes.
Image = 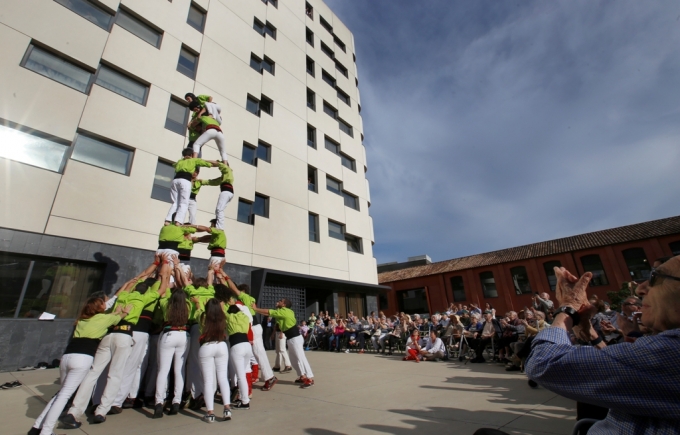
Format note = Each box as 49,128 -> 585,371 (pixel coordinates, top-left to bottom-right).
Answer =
324,0 -> 680,265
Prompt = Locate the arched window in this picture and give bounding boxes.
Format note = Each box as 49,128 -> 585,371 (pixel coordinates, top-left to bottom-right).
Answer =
479,272 -> 498,298
580,255 -> 609,286
622,248 -> 651,280
509,266 -> 532,295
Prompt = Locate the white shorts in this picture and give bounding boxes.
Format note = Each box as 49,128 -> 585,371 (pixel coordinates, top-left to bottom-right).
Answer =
209,256 -> 225,266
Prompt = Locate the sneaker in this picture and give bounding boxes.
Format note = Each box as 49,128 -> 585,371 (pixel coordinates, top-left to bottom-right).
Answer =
528,379 -> 539,388
261,377 -> 277,391
233,400 -> 250,410
189,395 -> 205,411
27,427 -> 40,435
300,379 -> 314,389
294,376 -> 306,384
222,409 -> 232,421
272,367 -> 281,372
153,404 -> 164,419
58,414 -> 81,429
202,414 -> 216,423
107,406 -> 122,415
3,381 -> 22,389
281,366 -> 292,373
169,403 -> 179,415
92,414 -> 106,424
344,349 -> 350,353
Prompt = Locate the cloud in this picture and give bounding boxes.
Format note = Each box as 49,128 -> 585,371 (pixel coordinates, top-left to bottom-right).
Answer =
325,0 -> 680,263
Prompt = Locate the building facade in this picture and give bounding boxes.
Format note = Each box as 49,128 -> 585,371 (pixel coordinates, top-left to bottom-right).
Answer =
378,216 -> 680,317
0,0 -> 383,370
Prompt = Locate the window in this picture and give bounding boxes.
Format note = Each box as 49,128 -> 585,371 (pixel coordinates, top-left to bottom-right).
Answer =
398,288 -> 427,315
250,54 -> 274,75
335,60 -> 348,78
0,122 -> 69,173
0,252 -> 104,319
253,18 -> 265,35
309,213 -> 319,242
480,271 -> 498,298
307,88 -> 316,110
164,98 -> 189,135
256,141 -> 271,163
151,160 -> 174,202
622,248 -> 651,281
346,234 -> 362,253
95,65 -> 148,105
22,45 -> 93,93
324,136 -> 339,154
320,16 -> 333,33
322,70 -> 336,87
543,261 -> 561,291
264,22 -> 277,39
340,153 -> 356,171
242,143 -> 257,165
326,176 -> 341,195
253,194 -> 269,218
237,199 -> 254,224
262,0 -> 277,6
54,0 -> 113,30
450,276 -> 466,302
246,95 -> 259,115
305,2 -> 313,19
307,125 -> 316,148
115,9 -> 162,48
308,166 -> 317,192
262,57 -> 275,75
306,28 -> 314,46
328,220 -> 344,240
306,57 -> 315,76
187,3 -> 206,32
177,46 -> 199,78
71,133 -> 133,175
254,18 -> 276,39
333,35 -> 346,52
339,119 -> 353,137
259,95 -> 273,116
342,191 -> 359,210
323,102 -> 338,119
670,241 -> 680,256
337,88 -> 350,106
378,293 -> 389,311
510,266 -> 532,295
580,255 -> 609,286
321,42 -> 334,59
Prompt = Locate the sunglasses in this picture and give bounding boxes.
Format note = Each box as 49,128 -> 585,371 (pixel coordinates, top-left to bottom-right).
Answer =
649,269 -> 680,287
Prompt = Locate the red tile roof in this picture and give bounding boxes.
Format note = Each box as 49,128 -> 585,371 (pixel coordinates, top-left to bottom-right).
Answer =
378,215 -> 680,284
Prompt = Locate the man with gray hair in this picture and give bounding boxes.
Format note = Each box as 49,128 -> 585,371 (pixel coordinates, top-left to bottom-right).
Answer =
532,292 -> 554,315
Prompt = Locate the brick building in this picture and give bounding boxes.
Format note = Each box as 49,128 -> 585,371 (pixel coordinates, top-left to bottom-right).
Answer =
378,215 -> 680,316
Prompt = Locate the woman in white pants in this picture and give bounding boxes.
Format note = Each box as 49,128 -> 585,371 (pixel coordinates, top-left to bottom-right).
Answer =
224,295 -> 253,410
194,298 -> 232,422
153,287 -> 190,418
273,324 -> 291,372
29,296 -> 131,435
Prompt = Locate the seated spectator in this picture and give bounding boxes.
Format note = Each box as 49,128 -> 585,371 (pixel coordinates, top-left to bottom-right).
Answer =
526,260 -> 680,434
470,311 -> 502,363
385,322 -> 404,355
299,321 -> 309,338
371,320 -> 389,353
498,311 -> 524,362
308,312 -> 317,325
484,303 -> 496,318
532,292 -> 554,315
465,313 -> 484,336
469,303 -> 482,316
344,316 -> 363,353
420,330 -> 446,361
403,331 -> 422,362
439,314 -> 450,329
506,311 -> 548,371
328,319 -> 345,352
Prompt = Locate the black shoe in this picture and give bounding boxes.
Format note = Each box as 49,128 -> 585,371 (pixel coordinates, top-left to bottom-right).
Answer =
528,379 -> 538,388
59,414 -> 82,429
144,396 -> 155,408
233,400 -> 250,410
188,395 -> 204,411
92,414 -> 106,424
132,398 -> 144,409
506,365 -> 521,372
107,406 -> 122,415
121,398 -> 135,409
272,367 -> 280,372
27,427 -> 40,435
169,403 -> 179,415
153,404 -> 164,419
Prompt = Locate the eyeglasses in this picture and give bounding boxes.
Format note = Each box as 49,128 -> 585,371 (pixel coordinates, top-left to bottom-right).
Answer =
649,269 -> 680,287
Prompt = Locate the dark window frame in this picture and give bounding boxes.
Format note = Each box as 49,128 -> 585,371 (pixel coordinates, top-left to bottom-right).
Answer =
622,248 -> 651,281
320,16 -> 333,33
164,97 -> 190,135
322,69 -> 336,87
324,136 -> 340,155
345,233 -> 363,254
328,219 -> 345,241
114,7 -> 163,48
340,152 -> 356,171
94,63 -> 150,105
309,213 -> 320,242
53,0 -> 114,31
450,276 -> 466,302
323,101 -> 338,119
241,142 -> 257,166
306,27 -> 314,47
333,34 -> 346,52
321,41 -> 334,59
306,88 -> 316,110
70,131 -> 135,176
246,94 -> 260,116
339,118 -> 353,137
187,2 -> 207,33
177,45 -> 199,79
259,95 -> 273,116
151,158 -> 175,203
342,190 -> 359,211
335,60 -> 348,77
256,140 -> 272,164
326,175 -> 342,196
0,120 -> 70,173
509,266 -> 532,295
237,198 -> 254,225
307,125 -> 317,148
253,193 -> 270,218
337,87 -> 350,106
308,165 -> 318,193
21,44 -> 95,94
479,271 -> 498,298
670,241 -> 680,256
306,56 -> 315,76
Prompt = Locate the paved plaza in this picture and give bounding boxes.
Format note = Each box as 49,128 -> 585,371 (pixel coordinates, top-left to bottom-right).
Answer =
1,351 -> 575,435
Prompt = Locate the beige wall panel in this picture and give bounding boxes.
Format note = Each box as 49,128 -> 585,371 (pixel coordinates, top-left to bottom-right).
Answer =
204,0 -> 265,64
316,80 -> 338,109
46,216 -> 158,252
223,216 -> 254,255
252,254 -> 310,275
0,159 -> 60,233
252,199 -> 309,264
196,38 -> 263,111
344,207 -> 371,241
280,0 -> 306,23
338,137 -> 362,170
264,32 -> 306,85
229,159 -> 258,213
310,182 -> 345,223
315,53 -> 337,85
261,66 -> 306,120
0,25 -> 86,140
258,105 -> 308,163
310,0 -> 334,28
0,1 -> 107,68
226,249 -> 253,267
316,114 -> 343,146
309,223 -> 348,270
79,85 -> 183,161
348,252 -> 378,284
254,145 -> 307,210
309,264 -> 349,281
265,3 -> 305,51
341,167 -> 365,200
313,145 -> 343,181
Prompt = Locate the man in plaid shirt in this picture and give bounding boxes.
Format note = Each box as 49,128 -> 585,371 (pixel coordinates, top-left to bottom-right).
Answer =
525,257 -> 680,434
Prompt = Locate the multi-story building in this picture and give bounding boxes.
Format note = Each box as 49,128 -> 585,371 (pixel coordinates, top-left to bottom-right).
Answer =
0,0 -> 383,371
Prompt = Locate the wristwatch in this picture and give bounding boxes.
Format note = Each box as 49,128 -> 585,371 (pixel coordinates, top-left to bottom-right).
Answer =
554,306 -> 581,325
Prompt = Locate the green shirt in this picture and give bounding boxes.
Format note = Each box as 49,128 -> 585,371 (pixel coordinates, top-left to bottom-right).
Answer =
208,163 -> 234,186
115,280 -> 161,324
208,227 -> 227,250
192,179 -> 210,195
185,285 -> 215,322
198,115 -> 220,128
178,236 -> 194,251
159,225 -> 196,243
238,293 -> 256,317
173,158 -> 212,174
225,308 -> 250,336
269,307 -> 297,332
73,313 -> 121,339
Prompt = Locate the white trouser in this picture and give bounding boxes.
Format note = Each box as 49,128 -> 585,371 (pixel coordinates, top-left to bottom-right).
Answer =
68,333 -> 133,418
113,331 -> 149,406
288,335 -> 313,379
165,178 -> 192,224
251,325 -> 273,381
143,334 -> 160,398
372,333 -> 388,351
155,330 -> 189,404
274,333 -> 290,369
34,353 -> 93,435
186,323 -> 204,398
199,342 -> 230,412
209,256 -> 225,267
188,198 -> 198,225
205,102 -> 222,124
193,129 -> 227,163
215,191 -> 234,230
230,342 -> 252,405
